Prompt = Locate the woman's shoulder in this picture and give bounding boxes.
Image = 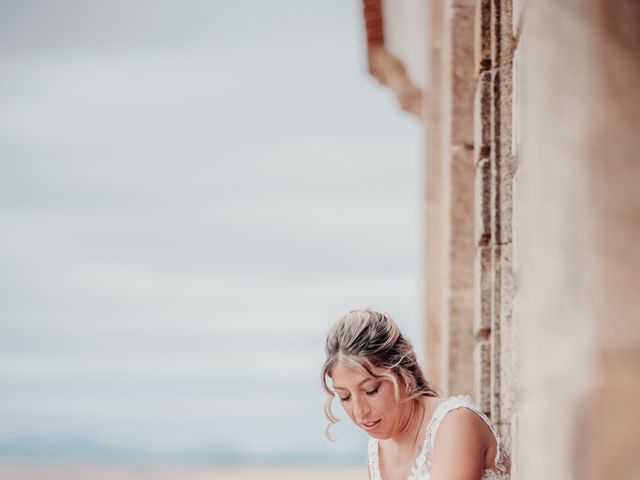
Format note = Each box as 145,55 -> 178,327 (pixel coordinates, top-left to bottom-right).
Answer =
430,395 -> 497,441
435,403 -> 490,437
429,395 -> 510,476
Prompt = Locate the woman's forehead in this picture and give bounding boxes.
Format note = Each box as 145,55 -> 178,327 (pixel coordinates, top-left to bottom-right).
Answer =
330,361 -> 382,386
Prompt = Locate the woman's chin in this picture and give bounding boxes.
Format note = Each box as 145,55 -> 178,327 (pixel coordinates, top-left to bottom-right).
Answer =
364,426 -> 391,440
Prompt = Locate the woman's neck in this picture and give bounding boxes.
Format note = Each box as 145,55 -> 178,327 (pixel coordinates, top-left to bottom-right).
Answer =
388,397 -> 427,449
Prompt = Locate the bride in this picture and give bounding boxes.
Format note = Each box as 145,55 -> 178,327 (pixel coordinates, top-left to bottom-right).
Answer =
321,309 -> 510,480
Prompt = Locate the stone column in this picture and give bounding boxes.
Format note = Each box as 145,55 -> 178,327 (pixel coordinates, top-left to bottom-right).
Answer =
423,0 -> 445,388
471,0 -> 518,450
440,0 -> 477,396
519,1 -> 640,479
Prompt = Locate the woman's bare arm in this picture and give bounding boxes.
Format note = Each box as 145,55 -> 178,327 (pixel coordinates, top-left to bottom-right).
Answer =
429,408 -> 490,480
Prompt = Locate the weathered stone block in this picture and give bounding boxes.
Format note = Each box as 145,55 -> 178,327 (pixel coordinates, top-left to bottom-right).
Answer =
495,64 -> 513,162
490,0 -> 515,67
424,199 -> 444,387
508,293 -> 520,459
474,0 -> 492,73
511,165 -> 521,274
511,41 -> 522,158
474,246 -> 492,336
490,64 -> 514,245
449,146 -> 476,290
446,287 -> 476,395
485,243 -> 516,427
474,70 -> 492,164
450,5 -> 477,146
489,245 -> 502,422
498,244 -> 515,425
498,155 -> 515,245
474,340 -> 491,414
475,158 -> 491,247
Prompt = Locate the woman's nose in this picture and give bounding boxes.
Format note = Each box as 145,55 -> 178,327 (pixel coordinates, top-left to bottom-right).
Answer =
352,396 -> 370,419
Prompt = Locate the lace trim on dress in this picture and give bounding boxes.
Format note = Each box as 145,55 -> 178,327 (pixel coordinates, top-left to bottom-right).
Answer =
367,395 -> 510,480
367,437 -> 382,480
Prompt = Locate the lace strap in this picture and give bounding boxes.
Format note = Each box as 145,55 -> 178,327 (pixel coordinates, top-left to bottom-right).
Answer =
423,395 -> 507,473
367,438 -> 382,480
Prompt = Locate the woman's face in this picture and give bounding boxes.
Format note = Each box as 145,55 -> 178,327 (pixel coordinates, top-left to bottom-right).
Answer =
330,361 -> 410,440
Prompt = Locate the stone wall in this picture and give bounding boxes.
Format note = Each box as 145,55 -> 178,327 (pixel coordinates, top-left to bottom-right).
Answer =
423,0 -> 519,456
518,1 -> 640,479
363,1 -> 640,477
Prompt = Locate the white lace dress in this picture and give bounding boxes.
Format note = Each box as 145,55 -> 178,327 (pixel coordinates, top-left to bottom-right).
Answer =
367,395 -> 510,480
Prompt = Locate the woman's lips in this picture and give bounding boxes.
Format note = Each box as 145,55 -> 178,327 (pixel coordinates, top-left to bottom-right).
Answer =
361,419 -> 381,431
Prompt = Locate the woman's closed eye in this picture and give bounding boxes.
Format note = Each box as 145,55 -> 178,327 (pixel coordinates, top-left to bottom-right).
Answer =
365,385 -> 380,396
337,384 -> 380,402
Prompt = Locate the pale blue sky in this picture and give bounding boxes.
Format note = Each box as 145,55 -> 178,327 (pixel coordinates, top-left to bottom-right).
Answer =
0,0 -> 422,463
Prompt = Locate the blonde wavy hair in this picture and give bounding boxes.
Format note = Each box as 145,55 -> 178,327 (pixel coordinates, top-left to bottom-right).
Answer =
321,309 -> 438,440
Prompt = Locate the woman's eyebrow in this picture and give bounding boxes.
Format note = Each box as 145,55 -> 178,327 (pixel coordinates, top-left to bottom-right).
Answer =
333,378 -> 376,390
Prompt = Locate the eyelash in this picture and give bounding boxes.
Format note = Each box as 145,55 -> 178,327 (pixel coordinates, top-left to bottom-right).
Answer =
339,385 -> 380,402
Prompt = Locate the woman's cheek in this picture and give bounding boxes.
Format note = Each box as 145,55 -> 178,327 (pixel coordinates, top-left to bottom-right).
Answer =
342,402 -> 355,422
